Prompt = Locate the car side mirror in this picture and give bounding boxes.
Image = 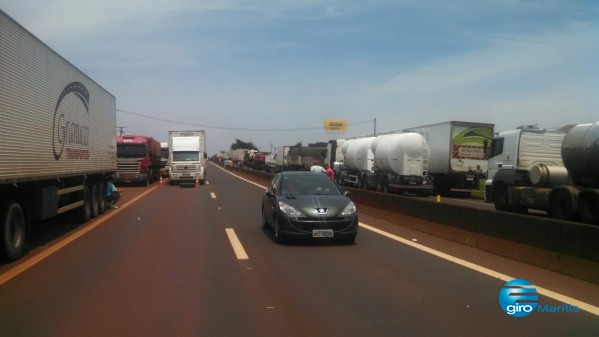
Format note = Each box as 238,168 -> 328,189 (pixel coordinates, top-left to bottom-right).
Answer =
344,191 -> 352,199
265,190 -> 274,198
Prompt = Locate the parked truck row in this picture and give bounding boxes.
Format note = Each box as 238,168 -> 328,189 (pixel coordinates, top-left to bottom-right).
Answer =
223,120 -> 598,227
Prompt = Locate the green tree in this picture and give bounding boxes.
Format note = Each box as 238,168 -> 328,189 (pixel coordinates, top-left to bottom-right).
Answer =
231,139 -> 258,151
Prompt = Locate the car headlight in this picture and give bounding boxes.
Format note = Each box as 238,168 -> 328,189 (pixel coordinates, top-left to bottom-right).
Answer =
278,201 -> 305,217
340,201 -> 357,216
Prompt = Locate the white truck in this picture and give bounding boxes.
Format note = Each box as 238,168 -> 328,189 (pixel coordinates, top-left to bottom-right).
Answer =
404,121 -> 494,196
168,130 -> 207,185
487,122 -> 599,224
325,139 -> 346,183
0,10 -> 117,261
160,141 -> 170,177
337,133 -> 430,195
275,146 -> 290,172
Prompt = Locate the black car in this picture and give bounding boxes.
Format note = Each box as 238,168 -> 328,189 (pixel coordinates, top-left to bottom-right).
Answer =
261,171 -> 358,243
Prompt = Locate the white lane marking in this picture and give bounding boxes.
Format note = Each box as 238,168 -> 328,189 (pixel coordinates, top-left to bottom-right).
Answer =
210,162 -> 265,189
359,222 -> 599,316
210,192 -> 216,199
225,228 -> 249,260
0,185 -> 157,287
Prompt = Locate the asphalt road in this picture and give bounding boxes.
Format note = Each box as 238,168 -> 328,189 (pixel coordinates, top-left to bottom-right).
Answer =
1,164 -> 598,336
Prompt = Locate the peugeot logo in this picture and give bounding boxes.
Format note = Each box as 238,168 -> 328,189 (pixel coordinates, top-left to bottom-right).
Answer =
316,208 -> 328,215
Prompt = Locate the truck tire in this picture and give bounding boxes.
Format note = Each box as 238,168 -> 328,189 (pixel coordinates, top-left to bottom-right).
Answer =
98,182 -> 107,215
578,193 -> 598,225
1,202 -> 26,262
380,176 -> 389,193
77,185 -> 92,223
360,173 -> 368,190
91,183 -> 100,218
549,190 -> 575,221
492,185 -> 511,211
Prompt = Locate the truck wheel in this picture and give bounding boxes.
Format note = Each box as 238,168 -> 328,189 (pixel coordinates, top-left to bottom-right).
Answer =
90,183 -> 100,218
77,185 -> 92,223
98,182 -> 107,215
360,174 -> 368,190
0,202 -> 26,261
549,190 -> 575,221
578,194 -> 598,225
381,176 -> 389,193
492,185 -> 511,211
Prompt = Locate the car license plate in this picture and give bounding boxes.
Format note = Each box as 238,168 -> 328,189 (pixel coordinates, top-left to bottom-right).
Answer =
313,229 -> 334,238
182,173 -> 190,177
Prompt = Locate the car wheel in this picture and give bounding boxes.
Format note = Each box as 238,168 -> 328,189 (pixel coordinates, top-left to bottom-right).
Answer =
261,207 -> 269,228
273,217 -> 285,243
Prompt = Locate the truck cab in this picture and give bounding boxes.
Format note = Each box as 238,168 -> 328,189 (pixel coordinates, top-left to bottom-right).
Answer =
485,125 -> 565,202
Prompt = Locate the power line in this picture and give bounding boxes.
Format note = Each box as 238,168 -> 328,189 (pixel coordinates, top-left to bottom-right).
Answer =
117,109 -> 374,132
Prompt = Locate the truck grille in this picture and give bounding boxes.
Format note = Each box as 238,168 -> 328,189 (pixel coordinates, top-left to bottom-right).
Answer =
117,161 -> 141,179
171,164 -> 199,173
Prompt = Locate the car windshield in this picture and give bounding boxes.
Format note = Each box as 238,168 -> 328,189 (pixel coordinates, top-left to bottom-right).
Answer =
280,174 -> 341,196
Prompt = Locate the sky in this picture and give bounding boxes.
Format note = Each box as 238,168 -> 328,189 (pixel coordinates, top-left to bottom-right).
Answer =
1,0 -> 598,155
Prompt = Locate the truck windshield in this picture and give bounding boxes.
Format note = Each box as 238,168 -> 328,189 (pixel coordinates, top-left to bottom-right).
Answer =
161,148 -> 169,159
117,144 -> 146,158
173,151 -> 199,161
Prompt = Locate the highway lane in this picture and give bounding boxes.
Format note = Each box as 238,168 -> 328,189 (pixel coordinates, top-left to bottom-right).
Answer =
0,165 -> 598,336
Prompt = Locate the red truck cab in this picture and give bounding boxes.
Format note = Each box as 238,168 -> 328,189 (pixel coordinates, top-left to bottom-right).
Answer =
115,135 -> 162,186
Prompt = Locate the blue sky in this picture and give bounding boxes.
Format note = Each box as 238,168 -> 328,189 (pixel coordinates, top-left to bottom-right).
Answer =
2,1 -> 597,154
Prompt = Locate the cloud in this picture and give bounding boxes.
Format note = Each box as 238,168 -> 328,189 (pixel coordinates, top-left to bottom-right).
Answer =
364,21 -> 598,132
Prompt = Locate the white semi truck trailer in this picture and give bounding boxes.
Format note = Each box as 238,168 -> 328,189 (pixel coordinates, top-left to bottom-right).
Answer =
0,10 -> 117,261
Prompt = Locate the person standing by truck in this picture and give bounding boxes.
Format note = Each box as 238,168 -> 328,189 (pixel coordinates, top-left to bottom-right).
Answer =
310,160 -> 326,173
324,163 -> 335,180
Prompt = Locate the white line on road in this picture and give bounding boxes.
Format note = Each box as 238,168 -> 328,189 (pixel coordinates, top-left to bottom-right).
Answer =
359,222 -> 599,316
210,192 -> 216,199
225,228 -> 249,260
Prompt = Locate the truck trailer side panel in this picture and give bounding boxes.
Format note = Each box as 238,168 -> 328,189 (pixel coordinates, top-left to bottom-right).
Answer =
0,10 -> 116,261
0,11 -> 116,184
404,121 -> 494,195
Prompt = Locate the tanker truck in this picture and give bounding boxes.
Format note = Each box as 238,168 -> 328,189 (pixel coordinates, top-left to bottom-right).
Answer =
337,133 -> 430,195
0,10 -> 116,261
487,122 -> 599,224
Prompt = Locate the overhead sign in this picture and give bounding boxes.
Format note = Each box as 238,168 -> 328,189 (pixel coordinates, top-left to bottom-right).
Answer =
324,119 -> 347,131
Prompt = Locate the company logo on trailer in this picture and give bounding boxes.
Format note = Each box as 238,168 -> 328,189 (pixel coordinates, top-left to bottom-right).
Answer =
53,82 -> 90,160
499,279 -> 580,317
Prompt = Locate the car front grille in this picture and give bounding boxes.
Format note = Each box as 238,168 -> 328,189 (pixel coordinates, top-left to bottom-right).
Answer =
288,217 -> 357,232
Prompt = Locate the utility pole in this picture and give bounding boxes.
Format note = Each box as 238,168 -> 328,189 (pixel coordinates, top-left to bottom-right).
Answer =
117,126 -> 127,136
373,118 -> 377,136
